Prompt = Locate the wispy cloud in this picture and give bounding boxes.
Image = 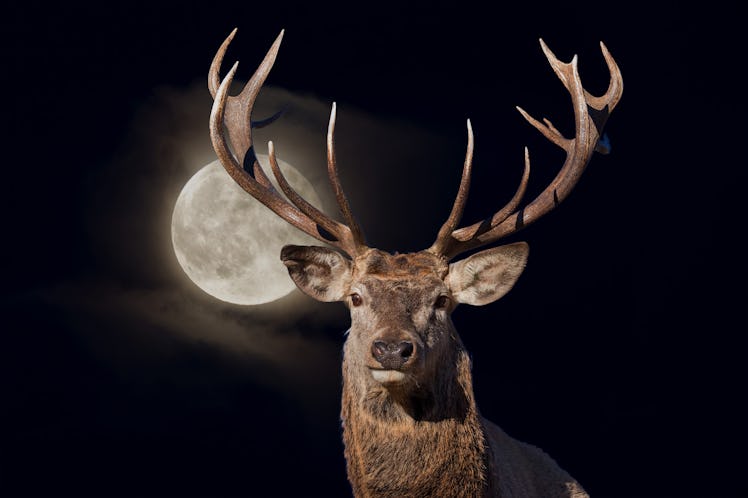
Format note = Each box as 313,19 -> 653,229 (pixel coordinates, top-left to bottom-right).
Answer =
13,80 -> 446,409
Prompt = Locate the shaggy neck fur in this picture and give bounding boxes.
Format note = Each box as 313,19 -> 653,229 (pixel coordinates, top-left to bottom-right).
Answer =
341,337 -> 491,498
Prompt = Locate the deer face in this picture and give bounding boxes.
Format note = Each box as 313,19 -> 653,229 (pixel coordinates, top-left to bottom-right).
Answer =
281,243 -> 528,390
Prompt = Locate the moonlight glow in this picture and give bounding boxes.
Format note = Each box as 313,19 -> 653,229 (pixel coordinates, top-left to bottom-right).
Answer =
171,156 -> 321,305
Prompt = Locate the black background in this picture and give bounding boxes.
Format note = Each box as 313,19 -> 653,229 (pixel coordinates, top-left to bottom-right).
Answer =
2,2 -> 745,497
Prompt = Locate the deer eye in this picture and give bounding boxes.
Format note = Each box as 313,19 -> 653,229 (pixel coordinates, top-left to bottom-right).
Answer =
434,295 -> 450,310
350,293 -> 363,307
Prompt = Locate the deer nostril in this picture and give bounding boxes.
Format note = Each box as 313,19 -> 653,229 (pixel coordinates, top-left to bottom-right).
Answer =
372,341 -> 388,360
398,341 -> 414,360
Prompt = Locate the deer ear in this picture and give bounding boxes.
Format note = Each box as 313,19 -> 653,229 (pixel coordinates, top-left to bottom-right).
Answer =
446,242 -> 529,306
280,245 -> 352,302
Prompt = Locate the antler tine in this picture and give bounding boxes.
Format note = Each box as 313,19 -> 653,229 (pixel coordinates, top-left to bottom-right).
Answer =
208,27 -> 237,98
327,103 -> 366,247
435,40 -> 623,260
266,140 -> 359,251
450,148 -> 531,244
208,30 -> 367,258
210,29 -> 284,167
589,41 -> 624,112
429,119 -> 474,255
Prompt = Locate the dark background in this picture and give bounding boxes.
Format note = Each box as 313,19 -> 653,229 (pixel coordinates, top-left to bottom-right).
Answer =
2,2 -> 745,497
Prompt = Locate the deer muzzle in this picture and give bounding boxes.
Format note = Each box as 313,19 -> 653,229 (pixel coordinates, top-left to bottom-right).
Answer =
369,336 -> 416,384
372,340 -> 414,368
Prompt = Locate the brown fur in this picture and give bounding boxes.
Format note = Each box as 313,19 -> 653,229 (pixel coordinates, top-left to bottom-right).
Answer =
342,341 -> 488,498
282,247 -> 588,497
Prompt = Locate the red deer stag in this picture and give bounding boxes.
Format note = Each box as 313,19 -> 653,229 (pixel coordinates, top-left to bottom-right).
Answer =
208,28 -> 622,498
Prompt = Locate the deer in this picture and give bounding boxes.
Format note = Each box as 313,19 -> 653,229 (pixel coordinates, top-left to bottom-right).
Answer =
207,28 -> 622,498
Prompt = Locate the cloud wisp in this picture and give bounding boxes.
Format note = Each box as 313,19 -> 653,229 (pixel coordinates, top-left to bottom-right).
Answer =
22,80 -> 451,408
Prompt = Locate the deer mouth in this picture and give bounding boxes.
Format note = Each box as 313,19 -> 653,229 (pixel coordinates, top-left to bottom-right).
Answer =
369,368 -> 407,384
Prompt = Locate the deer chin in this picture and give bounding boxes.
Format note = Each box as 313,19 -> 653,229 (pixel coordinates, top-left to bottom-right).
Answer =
370,368 -> 407,384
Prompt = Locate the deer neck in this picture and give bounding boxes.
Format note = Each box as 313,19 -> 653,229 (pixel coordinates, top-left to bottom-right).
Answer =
341,344 -> 490,498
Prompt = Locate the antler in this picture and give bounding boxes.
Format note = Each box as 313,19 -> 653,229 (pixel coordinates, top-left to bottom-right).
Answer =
209,29 -> 367,258
429,39 -> 623,260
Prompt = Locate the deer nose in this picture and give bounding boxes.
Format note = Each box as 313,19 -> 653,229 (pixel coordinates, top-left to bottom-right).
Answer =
371,340 -> 414,370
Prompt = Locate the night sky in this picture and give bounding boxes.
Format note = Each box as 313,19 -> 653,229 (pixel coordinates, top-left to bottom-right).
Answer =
2,2 -> 745,497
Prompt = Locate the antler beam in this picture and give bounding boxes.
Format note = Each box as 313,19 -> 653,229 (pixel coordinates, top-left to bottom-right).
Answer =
209,29 -> 367,258
429,39 -> 623,260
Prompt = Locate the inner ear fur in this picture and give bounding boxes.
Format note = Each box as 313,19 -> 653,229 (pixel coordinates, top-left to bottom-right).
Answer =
446,242 -> 529,306
280,245 -> 352,302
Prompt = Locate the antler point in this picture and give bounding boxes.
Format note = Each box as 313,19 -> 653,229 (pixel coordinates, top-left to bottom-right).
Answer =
329,102 -> 338,125
515,106 -> 532,122
599,40 -> 613,59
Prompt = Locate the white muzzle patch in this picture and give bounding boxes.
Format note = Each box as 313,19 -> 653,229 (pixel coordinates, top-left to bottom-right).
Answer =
370,369 -> 406,383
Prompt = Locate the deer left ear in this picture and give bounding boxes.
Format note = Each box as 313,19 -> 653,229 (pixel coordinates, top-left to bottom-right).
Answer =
280,245 -> 352,302
446,242 -> 529,306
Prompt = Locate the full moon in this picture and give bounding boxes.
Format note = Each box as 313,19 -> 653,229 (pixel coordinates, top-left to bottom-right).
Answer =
171,156 -> 322,305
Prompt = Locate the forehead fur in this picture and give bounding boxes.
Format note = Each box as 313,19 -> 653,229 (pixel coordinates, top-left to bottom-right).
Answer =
353,249 -> 449,280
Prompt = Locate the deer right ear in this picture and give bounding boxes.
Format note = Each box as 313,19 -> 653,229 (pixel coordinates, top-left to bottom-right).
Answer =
280,245 -> 352,302
446,242 -> 529,306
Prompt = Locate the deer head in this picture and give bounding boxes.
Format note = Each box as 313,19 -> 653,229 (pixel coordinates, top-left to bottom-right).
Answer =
208,28 -> 622,404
